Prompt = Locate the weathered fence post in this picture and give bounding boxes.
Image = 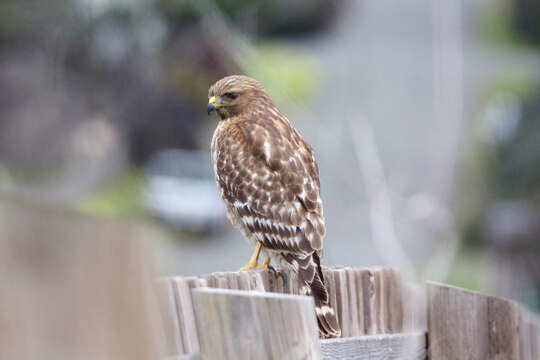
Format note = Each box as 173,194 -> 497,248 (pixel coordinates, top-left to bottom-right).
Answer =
0,200 -> 163,359
427,281 -> 522,359
156,267 -> 423,358
320,332 -> 426,359
521,310 -> 540,360
192,288 -> 321,360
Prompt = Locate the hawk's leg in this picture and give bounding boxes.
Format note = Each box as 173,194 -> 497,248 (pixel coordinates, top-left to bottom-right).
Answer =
239,242 -> 262,271
255,257 -> 271,269
239,244 -> 280,278
256,258 -> 280,279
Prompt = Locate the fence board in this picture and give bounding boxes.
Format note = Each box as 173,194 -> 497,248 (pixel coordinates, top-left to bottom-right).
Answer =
320,332 -> 426,360
427,281 -> 522,360
171,277 -> 207,354
521,310 -> 540,360
192,288 -> 321,360
158,267 -> 410,358
402,283 -> 427,332
164,355 -> 200,360
0,200 -> 162,359
155,279 -> 184,355
532,316 -> 540,359
322,267 -> 404,337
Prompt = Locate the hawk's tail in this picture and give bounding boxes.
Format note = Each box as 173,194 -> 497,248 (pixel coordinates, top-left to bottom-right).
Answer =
289,252 -> 341,338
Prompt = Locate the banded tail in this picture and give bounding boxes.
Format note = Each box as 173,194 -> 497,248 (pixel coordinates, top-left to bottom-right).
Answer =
284,252 -> 341,338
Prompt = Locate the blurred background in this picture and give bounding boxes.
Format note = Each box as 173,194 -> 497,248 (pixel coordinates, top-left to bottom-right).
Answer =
0,0 -> 539,319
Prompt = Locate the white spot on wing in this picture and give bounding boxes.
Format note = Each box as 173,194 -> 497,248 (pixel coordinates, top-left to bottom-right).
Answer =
263,141 -> 271,158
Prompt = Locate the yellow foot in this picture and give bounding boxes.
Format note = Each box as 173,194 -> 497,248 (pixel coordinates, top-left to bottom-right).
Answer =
239,242 -> 263,271
254,257 -> 271,269
239,257 -> 269,271
255,258 -> 280,279
239,260 -> 259,271
267,265 -> 280,279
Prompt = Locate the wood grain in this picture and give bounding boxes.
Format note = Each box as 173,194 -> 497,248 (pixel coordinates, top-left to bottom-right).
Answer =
322,267 -> 404,337
320,332 -> 426,360
171,277 -> 208,354
427,281 -> 522,360
192,288 -> 321,360
158,266 -> 407,357
402,283 -> 427,332
0,199 -> 162,359
521,310 -> 540,360
155,279 -> 184,356
532,315 -> 540,359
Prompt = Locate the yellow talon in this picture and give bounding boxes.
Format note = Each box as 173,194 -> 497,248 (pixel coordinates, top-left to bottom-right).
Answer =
239,244 -> 279,278
239,261 -> 258,271
239,242 -> 262,271
257,257 -> 280,279
255,257 -> 271,269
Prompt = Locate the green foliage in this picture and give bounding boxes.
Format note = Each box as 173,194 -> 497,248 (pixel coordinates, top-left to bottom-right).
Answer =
478,0 -> 540,48
479,79 -> 535,104
0,164 -> 16,191
245,43 -> 321,107
445,252 -> 490,293
155,0 -> 262,24
467,78 -> 535,197
479,0 -> 520,47
154,0 -> 199,24
77,170 -> 145,218
464,79 -> 533,194
215,0 -> 262,17
495,89 -> 540,198
0,0 -> 79,43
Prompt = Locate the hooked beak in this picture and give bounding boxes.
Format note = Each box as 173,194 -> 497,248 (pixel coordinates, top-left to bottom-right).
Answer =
207,96 -> 217,115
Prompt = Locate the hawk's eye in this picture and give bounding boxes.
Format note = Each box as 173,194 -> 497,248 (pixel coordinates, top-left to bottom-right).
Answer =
223,92 -> 238,99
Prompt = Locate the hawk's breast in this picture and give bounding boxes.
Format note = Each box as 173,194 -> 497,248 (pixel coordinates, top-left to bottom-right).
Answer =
211,116 -> 326,255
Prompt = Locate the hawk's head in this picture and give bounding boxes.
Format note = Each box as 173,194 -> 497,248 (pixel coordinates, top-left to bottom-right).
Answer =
207,75 -> 272,119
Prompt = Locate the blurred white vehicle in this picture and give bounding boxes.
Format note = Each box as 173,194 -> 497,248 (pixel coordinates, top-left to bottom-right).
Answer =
144,149 -> 227,232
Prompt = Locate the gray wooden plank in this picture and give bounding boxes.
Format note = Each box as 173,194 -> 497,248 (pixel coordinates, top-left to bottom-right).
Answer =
487,296 -> 521,359
320,332 -> 426,360
171,276 -> 206,355
378,268 -> 403,333
154,278 -> 184,356
351,268 -> 366,335
334,268 -> 351,337
192,288 -> 321,360
158,266 -> 407,356
532,315 -> 540,360
520,309 -> 533,360
360,268 -> 377,335
521,310 -> 540,360
346,268 -> 360,337
427,281 -> 521,360
0,200 -> 163,359
316,267 -> 404,336
402,283 -> 427,332
248,271 -> 265,291
164,355 -> 200,360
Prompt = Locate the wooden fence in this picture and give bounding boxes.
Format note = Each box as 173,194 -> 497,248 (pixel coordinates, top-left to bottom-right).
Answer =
154,267 -> 540,359
5,200 -> 536,359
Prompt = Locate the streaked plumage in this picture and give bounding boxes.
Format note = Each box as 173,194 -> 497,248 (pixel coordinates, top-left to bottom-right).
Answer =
208,75 -> 340,338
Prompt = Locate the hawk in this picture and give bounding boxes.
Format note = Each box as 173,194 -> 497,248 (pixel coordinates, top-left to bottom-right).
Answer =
207,75 -> 341,338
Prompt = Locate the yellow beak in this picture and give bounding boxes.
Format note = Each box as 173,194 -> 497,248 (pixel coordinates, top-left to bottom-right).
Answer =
207,96 -> 218,115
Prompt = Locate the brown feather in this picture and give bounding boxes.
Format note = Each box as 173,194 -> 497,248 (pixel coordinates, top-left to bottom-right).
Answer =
209,75 -> 341,338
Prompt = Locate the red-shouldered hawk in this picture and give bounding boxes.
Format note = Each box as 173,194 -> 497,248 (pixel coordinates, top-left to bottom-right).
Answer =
207,75 -> 340,338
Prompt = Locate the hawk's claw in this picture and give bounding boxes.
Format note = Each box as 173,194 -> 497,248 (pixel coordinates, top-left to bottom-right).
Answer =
267,264 -> 280,279
239,243 -> 263,271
